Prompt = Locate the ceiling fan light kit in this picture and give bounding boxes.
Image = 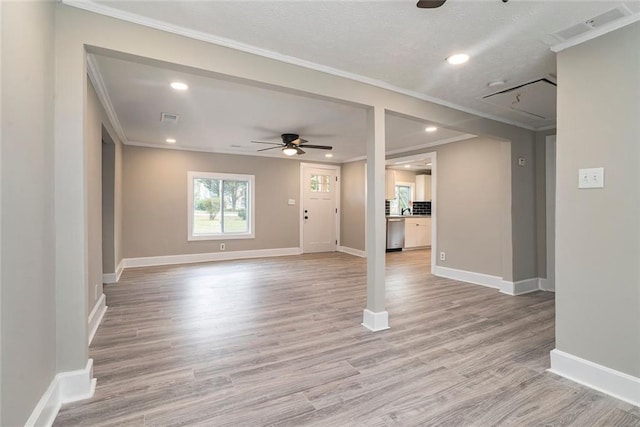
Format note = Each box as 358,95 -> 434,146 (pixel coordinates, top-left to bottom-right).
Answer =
251,133 -> 332,157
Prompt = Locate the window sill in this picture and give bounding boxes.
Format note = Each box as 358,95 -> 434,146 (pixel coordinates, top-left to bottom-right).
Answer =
188,233 -> 255,241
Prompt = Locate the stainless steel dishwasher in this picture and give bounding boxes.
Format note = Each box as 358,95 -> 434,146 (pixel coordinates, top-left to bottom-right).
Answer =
386,217 -> 405,252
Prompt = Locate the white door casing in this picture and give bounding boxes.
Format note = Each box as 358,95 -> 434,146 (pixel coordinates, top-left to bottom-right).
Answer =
300,163 -> 340,253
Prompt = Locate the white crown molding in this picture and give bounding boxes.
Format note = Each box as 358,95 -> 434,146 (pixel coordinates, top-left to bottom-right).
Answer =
551,11 -> 640,53
86,54 -> 128,144
122,247 -> 302,269
337,246 -> 366,258
88,293 -> 107,345
25,359 -> 96,427
64,0 -> 539,131
362,309 -> 389,332
341,133 -> 476,164
549,349 -> 640,407
384,134 -> 477,156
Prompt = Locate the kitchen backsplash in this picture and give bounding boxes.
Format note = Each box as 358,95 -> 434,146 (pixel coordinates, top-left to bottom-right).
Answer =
385,200 -> 431,215
412,201 -> 431,215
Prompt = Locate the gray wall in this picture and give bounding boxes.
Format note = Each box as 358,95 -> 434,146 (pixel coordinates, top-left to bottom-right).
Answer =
122,146 -> 302,257
555,23 -> 640,377
433,137 -> 507,277
341,161 -> 366,251
535,128 -> 557,279
102,135 -> 116,274
86,81 -> 103,309
342,136 -> 508,278
1,2 -> 57,425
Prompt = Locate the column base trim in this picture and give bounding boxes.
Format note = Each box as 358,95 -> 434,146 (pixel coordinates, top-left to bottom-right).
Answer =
361,309 -> 389,331
25,359 -> 96,427
549,349 -> 640,407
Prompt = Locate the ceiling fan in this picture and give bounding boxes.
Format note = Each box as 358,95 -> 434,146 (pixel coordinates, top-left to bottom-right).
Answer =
417,0 -> 507,8
250,133 -> 333,156
416,0 -> 446,8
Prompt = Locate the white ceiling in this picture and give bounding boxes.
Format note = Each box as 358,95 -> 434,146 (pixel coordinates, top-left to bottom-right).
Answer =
79,0 -> 640,161
91,54 -> 474,162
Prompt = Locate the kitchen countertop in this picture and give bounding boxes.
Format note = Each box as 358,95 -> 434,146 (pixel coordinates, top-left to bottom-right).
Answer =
386,214 -> 431,218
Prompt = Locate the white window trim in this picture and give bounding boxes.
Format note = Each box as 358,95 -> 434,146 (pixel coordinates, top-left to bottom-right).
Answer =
187,171 -> 255,241
390,181 -> 415,215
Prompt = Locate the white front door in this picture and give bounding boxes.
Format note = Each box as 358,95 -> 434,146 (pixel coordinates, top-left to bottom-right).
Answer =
302,165 -> 338,253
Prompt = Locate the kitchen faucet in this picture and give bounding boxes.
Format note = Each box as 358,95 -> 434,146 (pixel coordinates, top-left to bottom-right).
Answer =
401,207 -> 411,216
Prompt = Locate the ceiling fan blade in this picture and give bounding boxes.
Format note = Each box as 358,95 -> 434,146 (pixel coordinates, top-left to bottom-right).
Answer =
252,141 -> 281,146
298,144 -> 332,150
298,138 -> 308,144
416,0 -> 446,8
257,146 -> 282,152
296,147 -> 306,155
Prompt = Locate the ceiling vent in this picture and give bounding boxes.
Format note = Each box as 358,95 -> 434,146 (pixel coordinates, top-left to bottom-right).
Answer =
551,6 -> 632,42
481,78 -> 557,120
160,112 -> 179,124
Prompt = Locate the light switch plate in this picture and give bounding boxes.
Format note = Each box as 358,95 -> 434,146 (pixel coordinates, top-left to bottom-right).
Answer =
578,167 -> 604,189
288,199 -> 296,206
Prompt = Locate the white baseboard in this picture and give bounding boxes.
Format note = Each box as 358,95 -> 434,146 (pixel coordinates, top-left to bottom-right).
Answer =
337,246 -> 366,258
88,293 -> 107,345
25,359 -> 96,427
122,247 -> 302,269
434,266 -> 555,296
102,259 -> 124,284
500,277 -> 540,296
539,277 -> 555,292
362,309 -> 389,331
549,349 -> 640,407
434,265 -> 502,290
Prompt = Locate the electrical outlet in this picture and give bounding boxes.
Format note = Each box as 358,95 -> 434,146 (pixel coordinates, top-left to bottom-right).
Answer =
220,243 -> 226,251
440,252 -> 446,261
578,167 -> 604,189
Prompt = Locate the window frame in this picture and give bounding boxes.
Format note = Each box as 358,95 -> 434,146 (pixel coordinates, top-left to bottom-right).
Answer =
187,171 -> 256,241
389,181 -> 415,215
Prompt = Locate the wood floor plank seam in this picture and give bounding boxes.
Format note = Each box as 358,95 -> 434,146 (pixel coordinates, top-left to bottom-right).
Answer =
53,250 -> 635,426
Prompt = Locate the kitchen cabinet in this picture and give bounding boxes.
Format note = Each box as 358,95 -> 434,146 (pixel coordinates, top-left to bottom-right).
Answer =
404,217 -> 431,248
415,174 -> 432,201
385,170 -> 396,200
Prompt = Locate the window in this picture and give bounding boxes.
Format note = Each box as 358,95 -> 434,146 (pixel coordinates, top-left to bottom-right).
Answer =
188,171 -> 255,240
389,182 -> 414,215
310,174 -> 331,193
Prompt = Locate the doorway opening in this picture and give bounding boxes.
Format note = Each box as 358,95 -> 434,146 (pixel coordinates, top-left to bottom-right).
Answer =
300,163 -> 341,253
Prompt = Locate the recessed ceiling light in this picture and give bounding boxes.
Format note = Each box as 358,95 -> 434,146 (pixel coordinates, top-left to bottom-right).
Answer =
404,165 -> 411,168
446,53 -> 470,65
166,138 -> 176,144
325,153 -> 333,158
170,82 -> 188,90
488,80 -> 506,88
425,126 -> 438,132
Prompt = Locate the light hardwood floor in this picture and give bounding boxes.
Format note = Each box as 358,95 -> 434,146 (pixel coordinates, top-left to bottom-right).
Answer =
55,250 -> 639,426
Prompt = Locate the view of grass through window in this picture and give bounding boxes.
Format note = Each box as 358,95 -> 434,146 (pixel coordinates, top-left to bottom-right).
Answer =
193,178 -> 248,235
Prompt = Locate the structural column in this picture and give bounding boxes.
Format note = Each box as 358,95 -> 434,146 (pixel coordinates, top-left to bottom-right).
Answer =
362,106 -> 388,331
